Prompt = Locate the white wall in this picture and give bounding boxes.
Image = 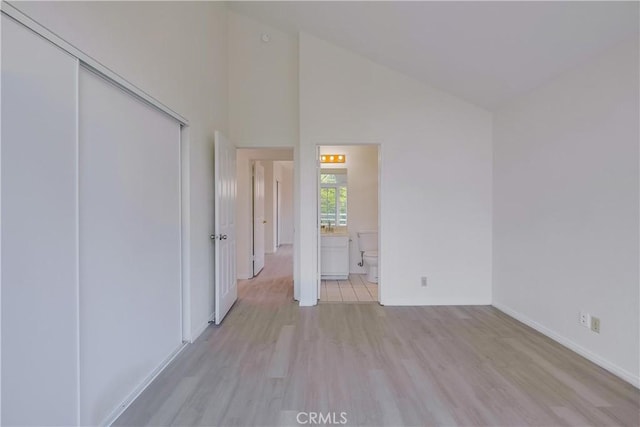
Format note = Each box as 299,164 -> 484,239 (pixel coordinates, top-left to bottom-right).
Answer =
320,145 -> 378,273
13,0 -> 229,343
2,15 -> 79,425
236,151 -> 254,279
229,10 -> 298,148
227,10 -> 299,295
275,161 -> 295,245
298,33 -> 493,306
227,9 -> 298,284
263,161 -> 276,253
493,38 -> 640,386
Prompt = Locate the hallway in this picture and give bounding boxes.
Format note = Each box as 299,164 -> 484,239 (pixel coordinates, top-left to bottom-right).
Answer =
238,244 -> 294,304
115,245 -> 639,426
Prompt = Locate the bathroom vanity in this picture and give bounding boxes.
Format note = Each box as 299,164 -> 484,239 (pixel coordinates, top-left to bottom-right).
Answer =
320,233 -> 349,280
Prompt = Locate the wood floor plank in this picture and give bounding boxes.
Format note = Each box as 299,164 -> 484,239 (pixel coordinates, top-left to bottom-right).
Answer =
506,337 -> 612,407
146,376 -> 199,426
368,369 -> 405,426
401,357 -> 458,426
115,245 -> 640,427
551,406 -> 594,426
268,325 -> 295,378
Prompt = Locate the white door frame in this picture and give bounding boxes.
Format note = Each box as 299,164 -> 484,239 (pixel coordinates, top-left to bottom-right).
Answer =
316,147 -> 322,299
252,161 -> 266,276
238,149 -> 295,293
179,125 -> 191,342
316,143 -> 383,304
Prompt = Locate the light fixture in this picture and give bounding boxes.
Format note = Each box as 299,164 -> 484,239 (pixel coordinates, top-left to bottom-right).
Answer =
320,154 -> 346,164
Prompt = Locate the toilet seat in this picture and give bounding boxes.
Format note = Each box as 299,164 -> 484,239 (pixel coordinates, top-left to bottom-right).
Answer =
363,251 -> 378,266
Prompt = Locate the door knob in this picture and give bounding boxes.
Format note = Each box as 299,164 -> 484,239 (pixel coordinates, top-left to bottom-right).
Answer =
210,234 -> 215,240
220,234 -> 228,240
263,220 -> 267,224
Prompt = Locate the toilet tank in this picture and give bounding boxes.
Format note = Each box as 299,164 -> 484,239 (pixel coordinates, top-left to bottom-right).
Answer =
357,231 -> 378,252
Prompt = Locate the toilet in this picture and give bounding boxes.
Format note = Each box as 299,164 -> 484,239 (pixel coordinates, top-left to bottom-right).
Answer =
357,231 -> 378,283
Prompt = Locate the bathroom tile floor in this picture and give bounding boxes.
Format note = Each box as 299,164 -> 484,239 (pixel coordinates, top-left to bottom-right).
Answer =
320,274 -> 378,302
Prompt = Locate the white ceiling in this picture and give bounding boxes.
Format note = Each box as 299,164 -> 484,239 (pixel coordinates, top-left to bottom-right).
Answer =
228,1 -> 639,109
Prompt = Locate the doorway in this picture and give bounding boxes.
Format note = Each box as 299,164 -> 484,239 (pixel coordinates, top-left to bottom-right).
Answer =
235,149 -> 295,289
317,145 -> 381,303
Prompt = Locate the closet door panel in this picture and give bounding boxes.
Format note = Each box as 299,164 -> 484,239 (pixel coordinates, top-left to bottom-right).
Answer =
1,15 -> 79,425
78,68 -> 181,425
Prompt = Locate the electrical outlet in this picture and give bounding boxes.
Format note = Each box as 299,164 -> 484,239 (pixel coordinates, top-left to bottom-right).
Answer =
591,316 -> 600,333
579,311 -> 590,328
421,276 -> 428,287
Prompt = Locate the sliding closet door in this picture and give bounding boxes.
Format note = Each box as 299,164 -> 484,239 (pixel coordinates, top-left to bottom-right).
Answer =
78,68 -> 182,425
1,15 -> 79,426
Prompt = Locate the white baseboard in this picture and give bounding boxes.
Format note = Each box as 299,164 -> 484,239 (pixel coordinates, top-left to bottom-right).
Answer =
103,342 -> 188,426
382,298 -> 492,306
298,298 -> 317,307
190,312 -> 215,343
493,301 -> 639,389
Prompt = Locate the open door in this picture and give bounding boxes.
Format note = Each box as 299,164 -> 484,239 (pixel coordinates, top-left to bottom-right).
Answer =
252,162 -> 266,276
316,147 -> 322,301
214,131 -> 237,325
276,180 -> 281,248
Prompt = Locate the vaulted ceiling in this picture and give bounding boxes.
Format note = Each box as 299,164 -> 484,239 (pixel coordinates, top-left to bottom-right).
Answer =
229,1 -> 639,109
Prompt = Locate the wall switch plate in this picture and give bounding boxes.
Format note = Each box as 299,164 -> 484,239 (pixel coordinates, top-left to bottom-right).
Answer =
421,276 -> 428,287
591,316 -> 600,333
579,311 -> 590,328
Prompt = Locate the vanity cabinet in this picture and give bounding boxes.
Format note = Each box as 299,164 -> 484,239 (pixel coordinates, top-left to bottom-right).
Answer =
321,235 -> 350,279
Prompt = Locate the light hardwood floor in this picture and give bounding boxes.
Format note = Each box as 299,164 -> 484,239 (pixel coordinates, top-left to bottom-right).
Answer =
115,245 -> 639,426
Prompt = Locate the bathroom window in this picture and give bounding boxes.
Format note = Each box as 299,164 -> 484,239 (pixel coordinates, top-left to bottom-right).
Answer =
320,171 -> 347,227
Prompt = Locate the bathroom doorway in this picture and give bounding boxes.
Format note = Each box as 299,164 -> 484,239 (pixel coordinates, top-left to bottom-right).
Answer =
316,145 -> 381,303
